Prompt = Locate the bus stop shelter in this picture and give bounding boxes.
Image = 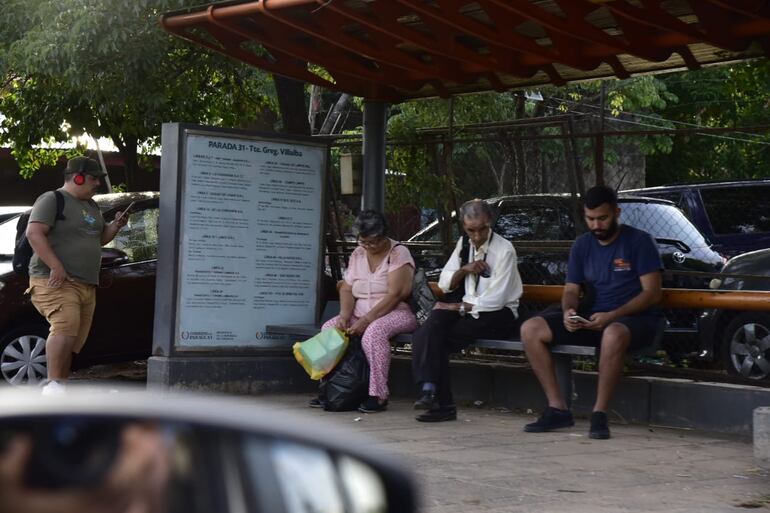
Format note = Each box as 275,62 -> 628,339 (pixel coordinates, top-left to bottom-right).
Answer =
152,1 -> 770,398
160,0 -> 770,211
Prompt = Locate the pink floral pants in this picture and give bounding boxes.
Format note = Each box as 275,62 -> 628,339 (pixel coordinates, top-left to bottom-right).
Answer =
322,309 -> 417,400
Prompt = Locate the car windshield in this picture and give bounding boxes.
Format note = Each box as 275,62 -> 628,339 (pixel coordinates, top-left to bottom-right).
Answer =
700,185 -> 770,235
104,206 -> 160,262
0,215 -> 19,257
620,202 -> 710,248
410,221 -> 460,242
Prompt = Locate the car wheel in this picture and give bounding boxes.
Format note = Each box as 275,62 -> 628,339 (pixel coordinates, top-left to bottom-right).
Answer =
0,325 -> 49,386
720,313 -> 770,380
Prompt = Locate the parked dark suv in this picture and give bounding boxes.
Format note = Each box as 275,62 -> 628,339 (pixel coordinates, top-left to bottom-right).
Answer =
407,194 -> 725,345
623,180 -> 770,258
698,248 -> 770,380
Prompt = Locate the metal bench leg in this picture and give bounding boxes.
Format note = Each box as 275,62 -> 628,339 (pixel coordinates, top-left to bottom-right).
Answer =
553,354 -> 574,410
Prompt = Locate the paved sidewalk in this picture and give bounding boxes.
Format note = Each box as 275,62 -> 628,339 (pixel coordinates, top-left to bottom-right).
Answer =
259,394 -> 770,513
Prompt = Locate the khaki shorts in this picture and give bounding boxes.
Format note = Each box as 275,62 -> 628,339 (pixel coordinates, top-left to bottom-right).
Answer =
27,277 -> 97,353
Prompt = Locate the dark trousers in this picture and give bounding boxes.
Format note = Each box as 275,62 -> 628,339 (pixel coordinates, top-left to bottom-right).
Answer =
411,308 -> 518,407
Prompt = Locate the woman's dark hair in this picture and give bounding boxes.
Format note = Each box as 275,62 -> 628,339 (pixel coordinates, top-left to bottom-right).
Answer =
352,210 -> 388,238
584,185 -> 618,209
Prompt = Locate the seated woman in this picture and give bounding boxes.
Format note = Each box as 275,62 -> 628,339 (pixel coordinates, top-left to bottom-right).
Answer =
314,210 -> 417,413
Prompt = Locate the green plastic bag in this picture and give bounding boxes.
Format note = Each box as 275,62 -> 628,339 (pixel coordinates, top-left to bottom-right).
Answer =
293,328 -> 349,380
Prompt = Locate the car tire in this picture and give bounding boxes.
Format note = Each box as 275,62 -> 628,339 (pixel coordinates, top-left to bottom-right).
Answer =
720,312 -> 770,380
0,324 -> 49,386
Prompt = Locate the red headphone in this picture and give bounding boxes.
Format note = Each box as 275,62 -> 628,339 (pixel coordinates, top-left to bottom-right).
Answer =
72,159 -> 88,185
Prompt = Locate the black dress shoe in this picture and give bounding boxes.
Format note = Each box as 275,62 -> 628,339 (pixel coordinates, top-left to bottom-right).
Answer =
416,406 -> 457,422
413,391 -> 439,411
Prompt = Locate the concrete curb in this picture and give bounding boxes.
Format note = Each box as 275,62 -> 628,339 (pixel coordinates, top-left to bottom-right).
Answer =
147,354 -> 770,436
390,357 -> 770,436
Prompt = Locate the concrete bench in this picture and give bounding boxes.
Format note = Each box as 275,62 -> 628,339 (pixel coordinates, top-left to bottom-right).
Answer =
266,300 -> 661,407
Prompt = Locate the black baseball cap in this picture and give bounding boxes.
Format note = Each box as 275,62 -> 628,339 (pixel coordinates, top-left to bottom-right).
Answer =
65,156 -> 107,177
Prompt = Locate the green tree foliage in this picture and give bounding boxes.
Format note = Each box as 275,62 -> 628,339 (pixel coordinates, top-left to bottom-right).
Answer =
646,61 -> 770,184
0,0 -> 278,189
386,94 -> 523,212
385,76 -> 677,211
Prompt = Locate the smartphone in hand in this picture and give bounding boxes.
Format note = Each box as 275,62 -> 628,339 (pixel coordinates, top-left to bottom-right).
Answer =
117,202 -> 136,220
568,315 -> 590,324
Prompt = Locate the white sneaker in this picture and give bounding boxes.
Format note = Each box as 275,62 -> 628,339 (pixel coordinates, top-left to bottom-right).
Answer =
41,380 -> 66,396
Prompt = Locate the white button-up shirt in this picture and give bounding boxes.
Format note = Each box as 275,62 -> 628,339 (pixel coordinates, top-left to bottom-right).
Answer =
438,232 -> 523,318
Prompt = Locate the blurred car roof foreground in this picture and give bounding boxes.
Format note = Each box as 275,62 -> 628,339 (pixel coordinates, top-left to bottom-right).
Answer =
0,387 -> 417,513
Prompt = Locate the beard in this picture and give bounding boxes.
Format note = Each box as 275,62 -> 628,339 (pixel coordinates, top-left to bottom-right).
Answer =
591,219 -> 619,241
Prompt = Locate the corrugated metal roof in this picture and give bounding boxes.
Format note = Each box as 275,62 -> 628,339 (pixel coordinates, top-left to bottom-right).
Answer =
161,0 -> 770,100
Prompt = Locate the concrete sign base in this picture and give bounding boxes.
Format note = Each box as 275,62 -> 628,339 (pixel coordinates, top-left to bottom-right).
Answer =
147,356 -> 315,395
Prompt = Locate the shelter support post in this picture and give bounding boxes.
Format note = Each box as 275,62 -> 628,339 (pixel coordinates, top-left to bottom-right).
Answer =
362,101 -> 388,212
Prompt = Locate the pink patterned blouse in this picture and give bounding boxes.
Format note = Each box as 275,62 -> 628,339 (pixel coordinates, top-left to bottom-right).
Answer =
344,239 -> 415,319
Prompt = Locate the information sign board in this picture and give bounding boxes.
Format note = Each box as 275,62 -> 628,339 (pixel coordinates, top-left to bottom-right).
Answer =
159,127 -> 326,349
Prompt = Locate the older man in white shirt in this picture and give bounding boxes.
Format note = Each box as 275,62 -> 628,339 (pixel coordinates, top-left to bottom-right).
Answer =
411,199 -> 523,422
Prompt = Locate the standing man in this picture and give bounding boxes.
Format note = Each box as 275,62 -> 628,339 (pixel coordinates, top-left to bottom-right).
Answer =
520,185 -> 663,439
26,156 -> 128,395
411,199 -> 523,422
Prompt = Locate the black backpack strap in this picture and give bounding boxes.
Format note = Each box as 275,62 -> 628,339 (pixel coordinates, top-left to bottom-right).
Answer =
53,190 -> 66,222
459,232 -> 495,266
459,234 -> 470,266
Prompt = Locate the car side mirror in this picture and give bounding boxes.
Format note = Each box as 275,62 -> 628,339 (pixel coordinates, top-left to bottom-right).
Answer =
0,389 -> 417,513
100,247 -> 129,267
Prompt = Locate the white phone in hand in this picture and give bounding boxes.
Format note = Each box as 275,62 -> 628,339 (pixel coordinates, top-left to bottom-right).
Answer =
568,315 -> 590,324
117,202 -> 136,222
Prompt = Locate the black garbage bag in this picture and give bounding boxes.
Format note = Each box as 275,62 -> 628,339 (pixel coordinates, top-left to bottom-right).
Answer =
323,337 -> 369,412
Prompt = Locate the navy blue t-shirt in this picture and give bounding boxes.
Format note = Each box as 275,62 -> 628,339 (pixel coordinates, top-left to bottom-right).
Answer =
566,225 -> 662,314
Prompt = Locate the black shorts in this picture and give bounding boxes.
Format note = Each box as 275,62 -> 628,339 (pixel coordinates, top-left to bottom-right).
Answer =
538,305 -> 661,351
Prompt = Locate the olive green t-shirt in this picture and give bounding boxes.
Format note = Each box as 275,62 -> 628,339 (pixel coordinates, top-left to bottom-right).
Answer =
28,189 -> 104,285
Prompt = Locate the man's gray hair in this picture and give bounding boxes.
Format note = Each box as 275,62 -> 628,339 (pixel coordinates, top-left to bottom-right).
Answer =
459,199 -> 495,224
352,209 -> 388,238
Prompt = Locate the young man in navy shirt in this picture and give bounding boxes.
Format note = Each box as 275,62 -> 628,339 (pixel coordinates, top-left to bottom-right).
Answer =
520,185 -> 663,439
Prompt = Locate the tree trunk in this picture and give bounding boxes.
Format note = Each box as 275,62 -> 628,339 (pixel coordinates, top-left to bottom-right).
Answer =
525,102 -> 546,193
512,95 -> 527,194
273,71 -> 311,136
308,85 -> 322,134
112,135 -> 138,192
319,93 -> 351,135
